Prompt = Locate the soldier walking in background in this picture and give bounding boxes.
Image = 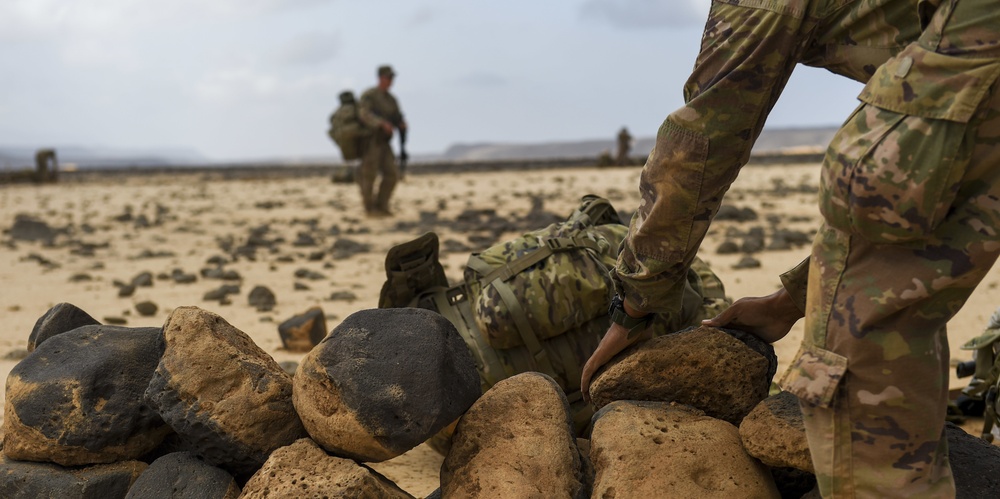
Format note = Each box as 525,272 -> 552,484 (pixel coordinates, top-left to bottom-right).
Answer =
358,65 -> 407,217
581,0 -> 1000,496
615,127 -> 632,166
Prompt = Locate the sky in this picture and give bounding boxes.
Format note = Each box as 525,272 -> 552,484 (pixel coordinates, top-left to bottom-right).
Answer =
0,0 -> 867,162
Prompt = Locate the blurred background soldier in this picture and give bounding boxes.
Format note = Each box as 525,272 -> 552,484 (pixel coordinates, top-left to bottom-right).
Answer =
616,127 -> 632,166
358,65 -> 407,217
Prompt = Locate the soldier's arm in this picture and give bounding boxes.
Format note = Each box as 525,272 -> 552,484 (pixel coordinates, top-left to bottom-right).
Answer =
357,91 -> 391,131
615,3 -> 811,316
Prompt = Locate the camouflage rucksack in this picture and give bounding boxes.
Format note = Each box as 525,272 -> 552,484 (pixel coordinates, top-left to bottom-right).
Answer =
328,91 -> 371,161
378,195 -> 731,442
958,307 -> 1000,441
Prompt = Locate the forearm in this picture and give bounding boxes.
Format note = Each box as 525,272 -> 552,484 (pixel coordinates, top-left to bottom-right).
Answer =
619,2 -> 805,313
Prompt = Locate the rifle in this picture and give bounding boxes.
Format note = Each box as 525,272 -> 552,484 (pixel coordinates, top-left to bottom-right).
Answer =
398,126 -> 409,179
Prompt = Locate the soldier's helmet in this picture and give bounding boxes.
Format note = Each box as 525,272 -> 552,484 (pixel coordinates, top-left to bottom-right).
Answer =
338,91 -> 355,105
377,65 -> 396,78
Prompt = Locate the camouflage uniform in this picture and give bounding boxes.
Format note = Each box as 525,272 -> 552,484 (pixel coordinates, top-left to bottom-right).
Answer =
615,0 -> 1000,496
358,76 -> 404,214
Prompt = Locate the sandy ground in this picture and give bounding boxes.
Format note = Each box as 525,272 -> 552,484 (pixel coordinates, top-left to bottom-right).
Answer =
1,162 -> 999,497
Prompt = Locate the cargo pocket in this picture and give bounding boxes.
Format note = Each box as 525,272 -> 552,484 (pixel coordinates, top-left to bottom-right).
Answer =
819,43 -> 1000,244
779,343 -> 848,408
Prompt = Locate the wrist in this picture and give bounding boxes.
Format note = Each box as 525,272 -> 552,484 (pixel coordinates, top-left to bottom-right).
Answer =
609,294 -> 654,339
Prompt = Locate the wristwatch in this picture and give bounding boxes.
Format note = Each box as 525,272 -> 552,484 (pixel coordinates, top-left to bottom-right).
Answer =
608,294 -> 654,339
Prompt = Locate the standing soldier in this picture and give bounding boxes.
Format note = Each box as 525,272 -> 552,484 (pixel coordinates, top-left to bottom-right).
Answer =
581,0 -> 1000,496
616,127 -> 632,166
358,65 -> 407,217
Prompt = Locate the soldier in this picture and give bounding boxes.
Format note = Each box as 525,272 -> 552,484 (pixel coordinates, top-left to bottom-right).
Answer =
616,127 -> 632,166
358,65 -> 407,217
581,0 -> 1000,497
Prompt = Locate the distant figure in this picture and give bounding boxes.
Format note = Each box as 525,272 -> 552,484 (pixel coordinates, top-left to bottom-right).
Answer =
357,65 -> 407,217
34,148 -> 58,183
616,127 -> 632,166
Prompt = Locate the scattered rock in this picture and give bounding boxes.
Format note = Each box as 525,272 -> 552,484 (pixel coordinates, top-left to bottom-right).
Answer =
203,284 -> 240,302
590,401 -> 778,497
716,240 -> 741,254
589,326 -> 776,425
118,284 -> 136,297
143,307 -> 306,478
131,272 -> 154,287
293,268 -> 326,281
135,301 -> 159,317
124,452 -> 240,499
293,308 -> 480,462
171,269 -> 198,284
4,325 -> 170,466
714,205 -> 758,222
330,238 -> 372,260
27,302 -> 101,351
103,316 -> 128,325
441,372 -> 585,499
7,215 -> 62,245
277,307 -> 326,353
741,227 -> 766,253
240,439 -> 414,499
732,255 -> 762,269
327,290 -> 357,302
248,285 -> 276,312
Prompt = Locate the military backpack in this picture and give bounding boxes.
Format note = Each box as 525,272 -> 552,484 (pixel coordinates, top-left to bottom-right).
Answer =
378,195 -> 731,444
327,90 -> 371,161
958,307 -> 1000,441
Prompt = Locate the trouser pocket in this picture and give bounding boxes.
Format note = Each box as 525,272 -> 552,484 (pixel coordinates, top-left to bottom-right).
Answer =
780,343 -> 847,408
819,43 -> 1000,244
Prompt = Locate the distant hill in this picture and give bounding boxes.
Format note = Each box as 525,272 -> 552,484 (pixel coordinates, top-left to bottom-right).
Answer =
0,146 -> 208,170
440,126 -> 838,162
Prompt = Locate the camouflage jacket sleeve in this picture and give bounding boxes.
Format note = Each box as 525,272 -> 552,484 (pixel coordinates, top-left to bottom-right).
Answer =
615,0 -> 920,314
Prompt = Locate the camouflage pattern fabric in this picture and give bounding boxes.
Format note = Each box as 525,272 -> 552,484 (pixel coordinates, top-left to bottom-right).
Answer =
613,0 -> 1000,496
358,86 -> 404,213
328,102 -> 370,161
782,0 -> 1000,496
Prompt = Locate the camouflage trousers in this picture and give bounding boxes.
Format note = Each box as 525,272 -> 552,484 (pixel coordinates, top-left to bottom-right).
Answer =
358,136 -> 398,213
781,0 -> 1000,496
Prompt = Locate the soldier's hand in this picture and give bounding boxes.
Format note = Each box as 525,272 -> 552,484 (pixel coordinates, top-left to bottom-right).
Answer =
702,288 -> 802,343
581,322 -> 651,404
381,122 -> 394,137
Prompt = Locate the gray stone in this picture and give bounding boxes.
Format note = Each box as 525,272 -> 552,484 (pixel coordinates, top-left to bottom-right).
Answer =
590,401 -> 778,498
441,372 -> 585,499
27,302 -> 101,351
143,307 -> 306,479
946,422 -> 1000,498
240,439 -> 413,499
739,390 -> 812,472
135,301 -> 159,317
589,325 -> 776,425
0,453 -> 146,499
277,307 -> 326,353
4,326 -> 169,466
293,308 -> 480,462
124,452 -> 240,499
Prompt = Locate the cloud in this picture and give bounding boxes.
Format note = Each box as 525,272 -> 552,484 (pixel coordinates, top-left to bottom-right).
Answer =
272,32 -> 341,66
579,0 -> 707,29
455,70 -> 507,88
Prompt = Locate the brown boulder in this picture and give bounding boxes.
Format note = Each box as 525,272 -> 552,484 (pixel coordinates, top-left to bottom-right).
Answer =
277,306 -> 326,352
240,439 -> 413,498
739,390 -> 813,472
441,372 -> 586,498
143,307 -> 306,478
590,400 -> 779,498
590,325 -> 775,425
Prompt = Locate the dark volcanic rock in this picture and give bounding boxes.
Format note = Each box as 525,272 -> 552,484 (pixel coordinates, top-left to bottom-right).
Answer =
247,285 -> 276,312
7,214 -> 62,245
3,326 -> 170,466
124,452 -> 240,499
441,372 -> 586,499
293,308 -> 480,462
277,307 -> 326,353
240,439 -> 413,499
590,401 -> 778,498
946,422 -> 1000,497
0,453 -> 146,499
203,284 -> 240,302
27,302 -> 101,351
143,307 -> 306,479
589,325 -> 776,425
135,301 -> 159,317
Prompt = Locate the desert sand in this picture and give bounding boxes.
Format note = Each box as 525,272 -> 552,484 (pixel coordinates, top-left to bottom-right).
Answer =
2,162 -> 998,497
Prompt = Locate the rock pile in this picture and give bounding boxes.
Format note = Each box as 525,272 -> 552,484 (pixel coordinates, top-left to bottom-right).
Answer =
3,305 -> 1000,498
1,304 -> 479,497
